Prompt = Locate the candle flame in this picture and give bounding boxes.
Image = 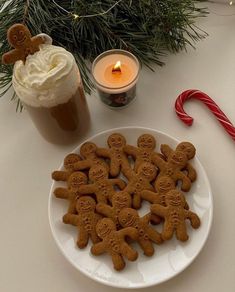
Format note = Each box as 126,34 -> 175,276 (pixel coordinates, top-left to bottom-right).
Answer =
112,61 -> 121,73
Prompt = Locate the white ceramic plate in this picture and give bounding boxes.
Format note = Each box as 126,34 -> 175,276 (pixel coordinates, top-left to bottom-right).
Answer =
48,127 -> 213,289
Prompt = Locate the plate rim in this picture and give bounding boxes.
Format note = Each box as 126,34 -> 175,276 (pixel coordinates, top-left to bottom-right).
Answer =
48,126 -> 213,289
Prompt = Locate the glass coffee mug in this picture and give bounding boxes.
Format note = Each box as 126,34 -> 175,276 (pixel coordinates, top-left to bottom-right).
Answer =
12,44 -> 90,144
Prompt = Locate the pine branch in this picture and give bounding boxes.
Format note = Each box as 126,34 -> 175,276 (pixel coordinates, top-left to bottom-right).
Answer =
0,0 -> 208,111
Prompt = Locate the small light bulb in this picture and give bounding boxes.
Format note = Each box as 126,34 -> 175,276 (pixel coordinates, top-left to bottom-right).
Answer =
73,14 -> 79,19
229,1 -> 233,5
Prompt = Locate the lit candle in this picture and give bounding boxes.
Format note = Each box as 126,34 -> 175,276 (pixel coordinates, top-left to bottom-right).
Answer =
92,49 -> 140,108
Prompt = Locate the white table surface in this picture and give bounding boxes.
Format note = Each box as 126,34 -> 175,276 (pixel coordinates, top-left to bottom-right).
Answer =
1,3 -> 235,292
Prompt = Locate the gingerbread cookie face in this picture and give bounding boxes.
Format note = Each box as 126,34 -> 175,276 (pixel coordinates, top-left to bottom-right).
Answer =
169,150 -> 188,168
112,192 -> 132,210
89,165 -> 108,181
76,196 -> 96,213
176,142 -> 196,160
96,218 -> 116,238
68,172 -> 88,190
138,162 -> 157,181
137,134 -> 156,150
80,142 -> 97,158
7,24 -> 31,49
154,176 -> 175,193
64,153 -> 82,171
164,190 -> 186,207
107,133 -> 126,149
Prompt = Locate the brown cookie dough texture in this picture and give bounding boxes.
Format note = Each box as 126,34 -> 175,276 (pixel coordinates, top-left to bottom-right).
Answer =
118,208 -> 163,256
73,142 -> 108,172
78,165 -> 126,204
151,190 -> 200,242
96,133 -> 130,177
152,147 -> 192,192
124,162 -> 157,209
91,218 -> 138,271
2,23 -> 45,64
63,196 -> 102,248
124,134 -> 157,171
96,191 -> 132,229
52,153 -> 82,181
161,142 -> 197,182
53,171 -> 88,214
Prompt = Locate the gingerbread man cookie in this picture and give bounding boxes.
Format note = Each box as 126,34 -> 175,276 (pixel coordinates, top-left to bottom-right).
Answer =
54,171 -> 88,214
73,142 -> 108,172
96,133 -> 130,177
96,191 -> 132,229
78,165 -> 126,204
2,23 -> 45,64
91,218 -> 138,271
52,153 -> 82,182
151,190 -> 200,242
124,162 -> 157,209
63,196 -> 101,248
161,142 -> 197,182
124,134 -> 159,171
152,149 -> 191,192
118,208 -> 163,256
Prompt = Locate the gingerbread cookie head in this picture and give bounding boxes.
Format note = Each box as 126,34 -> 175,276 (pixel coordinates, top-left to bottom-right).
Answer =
96,218 -> 116,238
112,191 -> 132,209
64,153 -> 81,171
76,196 -> 96,213
176,142 -> 196,160
137,134 -> 156,150
107,133 -> 126,149
118,208 -> 138,227
138,162 -> 157,180
154,176 -> 175,193
89,165 -> 108,181
7,23 -> 31,49
169,150 -> 187,168
68,172 -> 88,189
165,190 -> 186,207
80,142 -> 97,158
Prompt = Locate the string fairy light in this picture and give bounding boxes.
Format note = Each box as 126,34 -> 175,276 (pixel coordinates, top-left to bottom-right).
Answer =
52,0 -> 123,20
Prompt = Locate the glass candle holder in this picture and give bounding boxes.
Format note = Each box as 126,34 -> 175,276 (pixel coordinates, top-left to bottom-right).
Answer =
92,49 -> 140,109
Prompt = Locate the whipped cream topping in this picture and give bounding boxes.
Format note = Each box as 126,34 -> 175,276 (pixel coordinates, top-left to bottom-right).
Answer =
13,44 -> 80,107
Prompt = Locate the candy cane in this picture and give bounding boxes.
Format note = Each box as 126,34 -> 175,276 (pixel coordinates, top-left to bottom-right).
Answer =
175,89 -> 235,141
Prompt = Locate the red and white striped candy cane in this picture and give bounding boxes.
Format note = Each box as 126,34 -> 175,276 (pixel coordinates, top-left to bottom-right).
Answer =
175,89 -> 235,141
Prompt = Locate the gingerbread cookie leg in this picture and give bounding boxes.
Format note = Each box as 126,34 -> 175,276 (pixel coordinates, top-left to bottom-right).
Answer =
176,223 -> 188,242
90,229 -> 101,244
67,200 -> 77,214
133,193 -> 141,209
112,254 -> 125,271
109,179 -> 126,190
91,242 -> 106,255
138,238 -> 154,257
162,221 -> 174,240
77,226 -> 89,248
145,226 -> 163,244
120,242 -> 138,261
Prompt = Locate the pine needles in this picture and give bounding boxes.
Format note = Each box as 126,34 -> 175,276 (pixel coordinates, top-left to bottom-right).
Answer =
0,0 -> 208,110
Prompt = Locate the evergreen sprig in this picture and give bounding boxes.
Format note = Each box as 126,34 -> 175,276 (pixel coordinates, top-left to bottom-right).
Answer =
0,0 -> 208,110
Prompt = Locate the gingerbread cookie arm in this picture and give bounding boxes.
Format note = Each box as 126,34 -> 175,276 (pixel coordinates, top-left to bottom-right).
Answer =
78,184 -> 96,194
150,204 -> 167,218
146,226 -> 163,244
2,49 -> 24,64
122,166 -> 135,181
96,147 -> 111,159
184,210 -> 201,229
63,213 -> 80,226
52,170 -> 70,181
119,227 -> 138,240
141,213 -> 151,224
141,190 -> 161,204
160,144 -> 174,159
91,242 -> 106,255
96,203 -> 113,218
54,187 -> 71,199
120,242 -> 138,261
109,178 -> 126,190
175,171 -> 191,192
73,160 -> 90,171
185,162 -> 197,182
151,154 -> 165,170
31,35 -> 45,48
123,145 -> 138,158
